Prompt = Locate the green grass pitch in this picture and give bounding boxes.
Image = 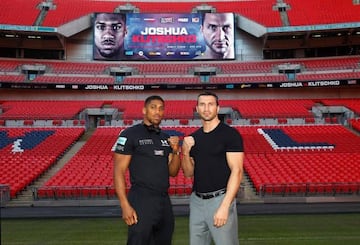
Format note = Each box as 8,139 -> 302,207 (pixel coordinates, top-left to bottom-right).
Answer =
2,213 -> 360,244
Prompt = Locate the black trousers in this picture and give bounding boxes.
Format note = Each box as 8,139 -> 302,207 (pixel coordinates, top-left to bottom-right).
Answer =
126,186 -> 174,245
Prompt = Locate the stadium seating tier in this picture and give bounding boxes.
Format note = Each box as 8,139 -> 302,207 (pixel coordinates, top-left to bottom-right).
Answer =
0,127 -> 85,197
2,0 -> 359,27
29,123 -> 360,199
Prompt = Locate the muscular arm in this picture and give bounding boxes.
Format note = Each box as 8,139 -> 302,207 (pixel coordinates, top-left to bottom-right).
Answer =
223,152 -> 244,206
181,136 -> 195,177
181,154 -> 195,177
213,151 -> 244,227
113,152 -> 138,226
168,136 -> 181,177
168,153 -> 181,177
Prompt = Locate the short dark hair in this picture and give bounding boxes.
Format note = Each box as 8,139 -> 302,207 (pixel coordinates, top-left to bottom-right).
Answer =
95,13 -> 126,23
144,95 -> 165,106
197,91 -> 219,105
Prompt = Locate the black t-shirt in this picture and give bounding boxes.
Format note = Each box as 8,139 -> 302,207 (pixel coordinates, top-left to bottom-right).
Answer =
190,122 -> 244,193
114,123 -> 172,193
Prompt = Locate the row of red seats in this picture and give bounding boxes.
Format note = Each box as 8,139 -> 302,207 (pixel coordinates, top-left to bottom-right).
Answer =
123,76 -> 201,85
0,74 -> 25,83
0,100 -> 104,120
1,56 -> 359,76
299,56 -> 360,71
130,63 -> 195,75
1,72 -> 359,86
210,74 -> 288,83
296,71 -> 360,81
106,99 -> 316,120
286,0 -> 360,26
320,98 -> 360,114
2,98 -> 359,120
0,119 -> 86,127
49,61 -> 109,74
260,182 -> 360,196
37,185 -> 122,199
349,118 -> 360,132
33,75 -> 115,84
112,100 -> 196,120
223,99 -> 315,118
0,0 -> 39,26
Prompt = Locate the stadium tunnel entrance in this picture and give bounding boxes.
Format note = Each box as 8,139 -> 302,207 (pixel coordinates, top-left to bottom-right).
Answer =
85,108 -> 117,128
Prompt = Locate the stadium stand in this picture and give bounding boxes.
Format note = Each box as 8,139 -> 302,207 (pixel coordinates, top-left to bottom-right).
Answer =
209,74 -> 288,83
1,0 -> 359,28
320,98 -> 360,114
110,100 -> 196,120
1,55 -> 360,88
50,61 -> 109,74
33,75 -> 115,85
0,127 -> 85,198
0,1 -> 283,27
1,0 -> 360,206
296,71 -> 360,81
36,126 -> 193,199
286,0 -> 360,25
241,125 -> 360,196
31,122 -> 360,200
0,100 -> 105,120
123,76 -> 201,85
0,74 -> 26,83
350,118 -> 360,132
0,98 -> 359,200
299,56 -> 360,71
0,0 -> 40,26
220,99 -> 315,118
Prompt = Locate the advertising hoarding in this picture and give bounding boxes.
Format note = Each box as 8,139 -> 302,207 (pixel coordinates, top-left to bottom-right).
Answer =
93,12 -> 235,61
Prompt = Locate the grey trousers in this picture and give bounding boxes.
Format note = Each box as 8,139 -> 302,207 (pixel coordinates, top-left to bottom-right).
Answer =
189,192 -> 239,245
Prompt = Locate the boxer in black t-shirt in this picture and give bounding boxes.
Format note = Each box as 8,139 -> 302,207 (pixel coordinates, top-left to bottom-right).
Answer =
114,95 -> 180,245
182,91 -> 244,245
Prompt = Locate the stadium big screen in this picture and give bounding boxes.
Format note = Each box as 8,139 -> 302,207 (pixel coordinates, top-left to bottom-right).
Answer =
93,12 -> 235,61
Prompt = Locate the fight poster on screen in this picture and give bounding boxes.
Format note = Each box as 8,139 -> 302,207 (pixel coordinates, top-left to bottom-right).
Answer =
93,12 -> 235,61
